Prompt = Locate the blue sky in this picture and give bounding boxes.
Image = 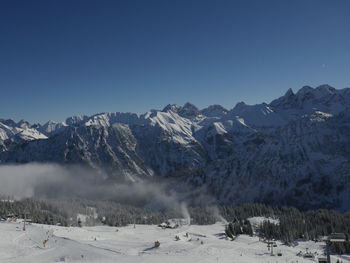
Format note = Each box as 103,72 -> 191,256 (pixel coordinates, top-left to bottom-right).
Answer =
1,0 -> 350,123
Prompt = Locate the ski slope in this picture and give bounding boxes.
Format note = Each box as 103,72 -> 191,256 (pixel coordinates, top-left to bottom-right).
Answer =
0,221 -> 349,263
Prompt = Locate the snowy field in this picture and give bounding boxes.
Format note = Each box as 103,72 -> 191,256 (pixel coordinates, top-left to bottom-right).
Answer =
1,221 -> 349,263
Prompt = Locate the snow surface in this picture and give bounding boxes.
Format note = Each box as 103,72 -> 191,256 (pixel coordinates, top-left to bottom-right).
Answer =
1,221 -> 349,263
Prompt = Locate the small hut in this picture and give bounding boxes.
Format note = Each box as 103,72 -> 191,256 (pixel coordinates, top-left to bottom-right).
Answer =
317,257 -> 327,263
328,233 -> 346,242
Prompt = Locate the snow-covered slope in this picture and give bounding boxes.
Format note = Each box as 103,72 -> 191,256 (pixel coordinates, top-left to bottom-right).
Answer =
39,120 -> 67,135
1,85 -> 350,209
1,221 -> 349,263
0,120 -> 47,144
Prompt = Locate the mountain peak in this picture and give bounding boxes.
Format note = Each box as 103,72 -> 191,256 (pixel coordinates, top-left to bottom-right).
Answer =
233,101 -> 247,110
315,84 -> 336,94
316,84 -> 334,89
178,102 -> 201,118
183,102 -> 198,109
162,104 -> 181,113
17,120 -> 31,129
296,84 -> 338,100
297,85 -> 314,95
284,88 -> 294,97
0,119 -> 17,127
65,115 -> 88,126
45,120 -> 57,124
201,104 -> 228,118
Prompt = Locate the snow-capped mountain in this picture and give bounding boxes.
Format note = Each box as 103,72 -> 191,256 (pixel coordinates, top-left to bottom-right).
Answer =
1,85 -> 350,210
39,120 -> 67,135
0,119 -> 47,145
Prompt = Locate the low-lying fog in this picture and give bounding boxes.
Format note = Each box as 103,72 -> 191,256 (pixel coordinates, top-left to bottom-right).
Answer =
0,163 -> 218,213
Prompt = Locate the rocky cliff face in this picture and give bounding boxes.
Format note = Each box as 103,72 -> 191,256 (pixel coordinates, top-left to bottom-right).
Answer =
1,84 -> 350,209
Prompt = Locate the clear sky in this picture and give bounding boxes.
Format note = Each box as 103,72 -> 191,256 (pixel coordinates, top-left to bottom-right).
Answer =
1,0 -> 350,124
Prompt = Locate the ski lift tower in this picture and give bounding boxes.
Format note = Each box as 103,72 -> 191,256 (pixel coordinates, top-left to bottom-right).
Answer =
22,205 -> 29,231
267,240 -> 277,256
23,211 -> 27,231
325,233 -> 347,263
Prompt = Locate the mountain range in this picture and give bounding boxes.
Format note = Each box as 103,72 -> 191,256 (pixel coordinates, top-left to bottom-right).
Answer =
1,84 -> 350,210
